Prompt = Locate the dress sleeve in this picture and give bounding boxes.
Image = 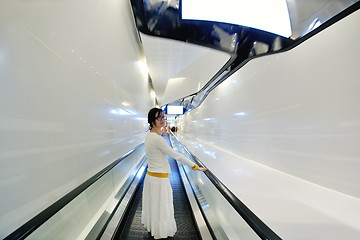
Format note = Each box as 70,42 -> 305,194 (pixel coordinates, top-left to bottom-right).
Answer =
157,136 -> 196,168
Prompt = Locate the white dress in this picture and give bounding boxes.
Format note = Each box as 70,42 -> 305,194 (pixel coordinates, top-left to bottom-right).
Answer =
142,132 -> 195,239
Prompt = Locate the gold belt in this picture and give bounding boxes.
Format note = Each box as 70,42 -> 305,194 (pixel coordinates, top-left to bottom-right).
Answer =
147,171 -> 169,178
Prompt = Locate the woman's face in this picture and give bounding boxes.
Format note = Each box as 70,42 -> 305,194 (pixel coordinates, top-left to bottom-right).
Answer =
154,111 -> 166,128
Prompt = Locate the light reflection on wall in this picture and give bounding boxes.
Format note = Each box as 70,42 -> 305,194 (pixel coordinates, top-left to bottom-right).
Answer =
136,59 -> 149,79
110,108 -> 137,116
234,112 -> 247,116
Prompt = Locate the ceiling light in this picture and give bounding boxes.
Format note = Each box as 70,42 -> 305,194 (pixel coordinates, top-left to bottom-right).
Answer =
182,0 -> 291,37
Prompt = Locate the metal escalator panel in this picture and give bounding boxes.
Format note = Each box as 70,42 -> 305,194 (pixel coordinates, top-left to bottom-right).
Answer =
178,162 -> 262,240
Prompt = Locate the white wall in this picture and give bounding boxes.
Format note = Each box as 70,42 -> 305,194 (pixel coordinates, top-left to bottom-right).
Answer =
0,0 -> 153,237
176,10 -> 360,240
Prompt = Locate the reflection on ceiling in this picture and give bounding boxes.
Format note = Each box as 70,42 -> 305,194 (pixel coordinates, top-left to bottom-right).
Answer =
286,0 -> 358,38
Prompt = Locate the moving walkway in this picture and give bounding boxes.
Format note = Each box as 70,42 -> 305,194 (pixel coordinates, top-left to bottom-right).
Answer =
4,133 -> 280,240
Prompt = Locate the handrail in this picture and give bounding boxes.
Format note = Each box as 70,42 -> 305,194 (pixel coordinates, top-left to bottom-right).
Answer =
169,132 -> 282,240
4,143 -> 144,240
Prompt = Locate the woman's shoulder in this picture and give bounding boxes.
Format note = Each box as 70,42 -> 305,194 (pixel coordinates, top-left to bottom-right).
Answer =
146,132 -> 161,140
146,132 -> 157,136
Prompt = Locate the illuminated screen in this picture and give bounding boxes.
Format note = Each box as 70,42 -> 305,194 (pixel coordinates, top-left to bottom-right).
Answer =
166,105 -> 184,115
182,0 -> 291,37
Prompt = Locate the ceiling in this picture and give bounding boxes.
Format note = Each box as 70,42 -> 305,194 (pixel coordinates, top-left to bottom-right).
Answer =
132,0 -> 359,108
140,33 -> 230,105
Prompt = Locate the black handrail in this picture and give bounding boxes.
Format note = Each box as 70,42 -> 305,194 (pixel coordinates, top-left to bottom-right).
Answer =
4,143 -> 144,240
170,133 -> 282,240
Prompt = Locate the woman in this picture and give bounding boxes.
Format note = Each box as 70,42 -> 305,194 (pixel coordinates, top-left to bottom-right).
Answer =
142,108 -> 207,239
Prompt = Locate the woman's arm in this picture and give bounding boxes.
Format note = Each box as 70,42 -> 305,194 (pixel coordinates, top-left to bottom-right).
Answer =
157,137 -> 207,171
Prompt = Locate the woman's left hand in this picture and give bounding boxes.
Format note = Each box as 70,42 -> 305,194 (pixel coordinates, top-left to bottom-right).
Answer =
198,167 -> 207,171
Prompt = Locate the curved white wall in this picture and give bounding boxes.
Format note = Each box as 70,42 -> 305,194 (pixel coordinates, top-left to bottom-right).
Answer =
0,0 -> 152,237
176,10 -> 360,240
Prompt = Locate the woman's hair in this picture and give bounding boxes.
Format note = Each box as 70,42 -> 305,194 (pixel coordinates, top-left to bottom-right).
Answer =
148,107 -> 163,129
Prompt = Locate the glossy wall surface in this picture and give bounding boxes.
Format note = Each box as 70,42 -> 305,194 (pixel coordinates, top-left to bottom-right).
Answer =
0,0 -> 152,237
176,10 -> 360,240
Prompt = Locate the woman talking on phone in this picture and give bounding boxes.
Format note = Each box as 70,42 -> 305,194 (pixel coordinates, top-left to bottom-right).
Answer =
142,108 -> 207,239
